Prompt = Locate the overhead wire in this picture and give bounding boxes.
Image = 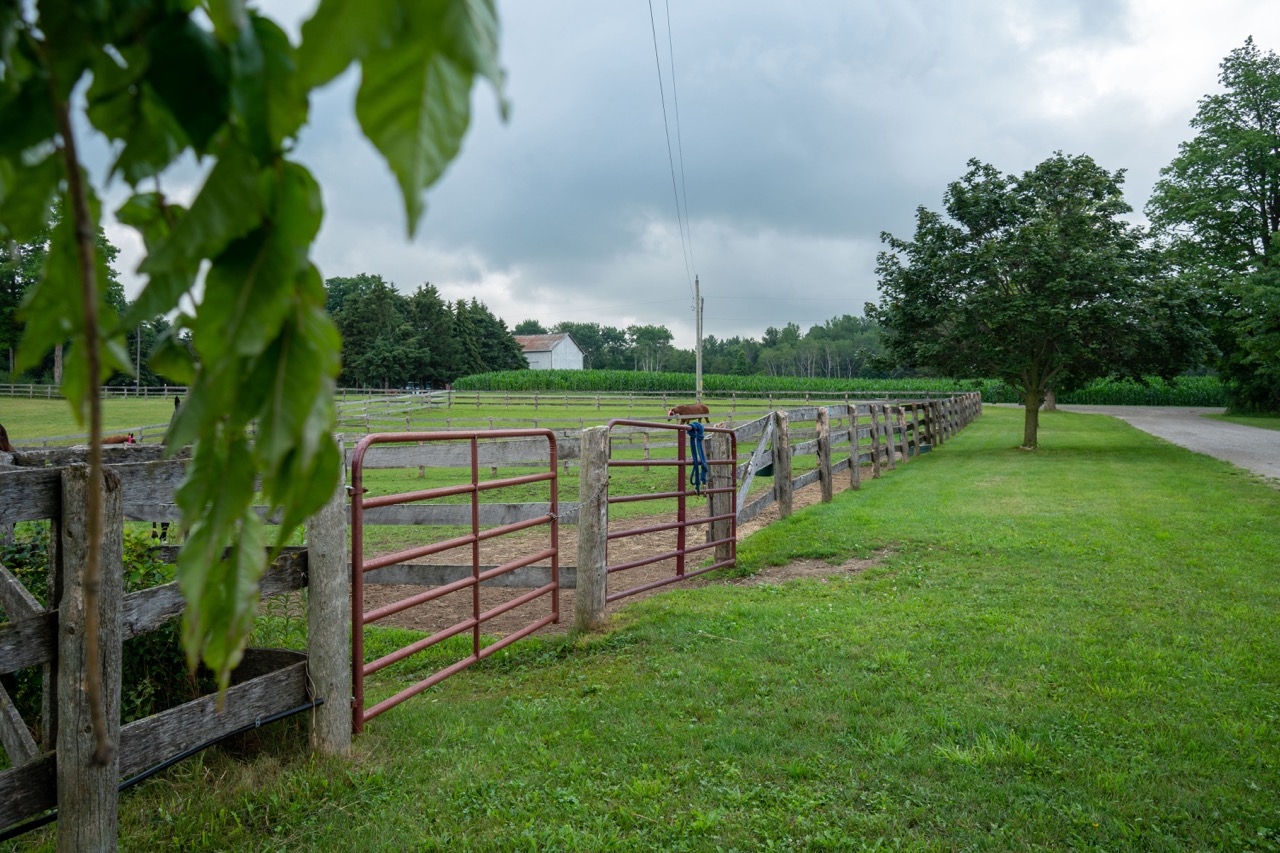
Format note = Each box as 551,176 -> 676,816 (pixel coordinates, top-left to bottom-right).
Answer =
663,0 -> 697,284
647,0 -> 696,299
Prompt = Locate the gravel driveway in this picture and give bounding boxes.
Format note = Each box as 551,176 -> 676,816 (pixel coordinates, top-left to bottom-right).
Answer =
1058,405 -> 1280,483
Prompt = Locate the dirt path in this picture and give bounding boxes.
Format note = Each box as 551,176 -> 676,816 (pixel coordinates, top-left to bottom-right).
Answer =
361,473 -> 879,639
1058,405 -> 1280,483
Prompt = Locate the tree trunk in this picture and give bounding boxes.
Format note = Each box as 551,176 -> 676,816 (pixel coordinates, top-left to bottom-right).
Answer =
54,343 -> 63,384
1044,388 -> 1057,411
1022,390 -> 1040,448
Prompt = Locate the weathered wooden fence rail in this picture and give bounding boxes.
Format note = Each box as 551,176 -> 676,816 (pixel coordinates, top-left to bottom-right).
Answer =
0,392 -> 980,846
0,444 -> 349,847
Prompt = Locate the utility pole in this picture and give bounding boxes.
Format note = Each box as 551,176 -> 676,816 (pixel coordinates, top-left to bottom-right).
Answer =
694,275 -> 703,402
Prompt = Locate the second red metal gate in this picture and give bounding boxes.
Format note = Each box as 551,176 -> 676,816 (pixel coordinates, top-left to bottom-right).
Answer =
604,420 -> 737,601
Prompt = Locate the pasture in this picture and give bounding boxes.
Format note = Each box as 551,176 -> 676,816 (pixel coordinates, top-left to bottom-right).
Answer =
8,406 -> 1277,851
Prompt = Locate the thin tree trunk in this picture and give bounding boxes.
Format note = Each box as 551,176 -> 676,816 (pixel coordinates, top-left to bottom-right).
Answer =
1023,390 -> 1040,448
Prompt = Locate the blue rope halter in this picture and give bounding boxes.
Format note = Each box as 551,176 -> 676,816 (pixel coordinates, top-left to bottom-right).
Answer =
688,421 -> 709,496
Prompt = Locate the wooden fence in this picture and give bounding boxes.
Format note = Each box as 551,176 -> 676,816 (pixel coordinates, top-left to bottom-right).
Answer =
0,444 -> 349,848
0,392 -> 979,847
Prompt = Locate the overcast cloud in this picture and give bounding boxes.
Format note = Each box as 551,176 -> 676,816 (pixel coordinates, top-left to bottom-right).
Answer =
103,1 -> 1280,348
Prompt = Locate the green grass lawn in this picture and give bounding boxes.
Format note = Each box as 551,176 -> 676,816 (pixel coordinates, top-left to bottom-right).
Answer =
1206,412 -> 1280,432
0,397 -> 180,444
9,407 -> 1280,851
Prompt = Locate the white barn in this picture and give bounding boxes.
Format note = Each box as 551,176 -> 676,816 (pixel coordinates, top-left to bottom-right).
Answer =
514,333 -> 584,370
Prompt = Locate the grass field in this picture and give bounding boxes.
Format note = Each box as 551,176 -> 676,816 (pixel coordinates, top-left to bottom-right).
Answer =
7,407 -> 1280,851
1207,412 -> 1280,432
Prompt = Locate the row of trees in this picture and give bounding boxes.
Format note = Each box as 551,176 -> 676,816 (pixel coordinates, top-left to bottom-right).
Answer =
870,38 -> 1280,446
325,274 -> 526,389
513,314 -> 890,379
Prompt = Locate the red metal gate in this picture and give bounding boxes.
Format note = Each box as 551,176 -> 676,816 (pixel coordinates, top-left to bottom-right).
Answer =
349,430 -> 559,733
605,420 -> 737,601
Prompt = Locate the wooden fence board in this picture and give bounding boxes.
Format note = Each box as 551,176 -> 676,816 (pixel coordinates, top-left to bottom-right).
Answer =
358,503 -> 579,527
0,660 -> 309,827
363,563 -> 577,589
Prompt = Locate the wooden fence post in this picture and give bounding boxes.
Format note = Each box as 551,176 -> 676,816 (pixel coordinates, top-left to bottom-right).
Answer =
57,465 -> 123,852
575,427 -> 609,631
307,436 -> 351,756
773,411 -> 792,518
707,431 -> 733,564
910,404 -> 922,457
869,405 -> 882,479
816,407 -> 832,503
850,405 -> 861,490
896,407 -> 911,462
883,405 -> 897,471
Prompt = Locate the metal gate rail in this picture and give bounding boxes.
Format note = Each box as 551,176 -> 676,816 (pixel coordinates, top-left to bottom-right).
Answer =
349,430 -> 559,733
604,420 -> 737,601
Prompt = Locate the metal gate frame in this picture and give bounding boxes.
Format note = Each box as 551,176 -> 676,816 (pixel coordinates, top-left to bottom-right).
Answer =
604,420 -> 737,601
349,430 -> 559,733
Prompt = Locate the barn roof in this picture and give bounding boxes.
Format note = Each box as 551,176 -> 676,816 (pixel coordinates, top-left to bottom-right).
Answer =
514,333 -> 573,354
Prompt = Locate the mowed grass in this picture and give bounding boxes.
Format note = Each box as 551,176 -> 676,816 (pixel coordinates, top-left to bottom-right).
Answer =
1206,412 -> 1280,432
10,408 -> 1280,851
0,397 -> 179,443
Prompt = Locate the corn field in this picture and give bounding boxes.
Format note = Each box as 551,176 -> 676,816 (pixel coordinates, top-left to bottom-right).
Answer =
453,370 -> 1226,406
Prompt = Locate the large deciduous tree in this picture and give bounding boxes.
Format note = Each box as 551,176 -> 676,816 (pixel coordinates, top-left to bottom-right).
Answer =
0,0 -> 505,762
870,153 -> 1205,448
1147,37 -> 1280,412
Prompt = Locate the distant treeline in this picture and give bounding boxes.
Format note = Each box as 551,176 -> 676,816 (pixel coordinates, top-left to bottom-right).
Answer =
516,315 -> 892,379
455,370 -> 1227,407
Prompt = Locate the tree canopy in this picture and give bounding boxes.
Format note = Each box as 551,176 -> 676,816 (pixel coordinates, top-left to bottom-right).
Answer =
1147,37 -> 1280,412
870,153 -> 1205,448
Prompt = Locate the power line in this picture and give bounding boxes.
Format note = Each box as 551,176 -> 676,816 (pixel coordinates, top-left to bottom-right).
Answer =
664,0 -> 696,282
647,0 -> 695,298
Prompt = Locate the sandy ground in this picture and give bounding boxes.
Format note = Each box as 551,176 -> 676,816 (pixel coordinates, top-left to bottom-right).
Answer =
361,470 -> 880,639
1058,405 -> 1280,483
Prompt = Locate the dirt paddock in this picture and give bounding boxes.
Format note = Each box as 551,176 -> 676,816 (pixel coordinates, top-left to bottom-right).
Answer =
361,472 -> 880,639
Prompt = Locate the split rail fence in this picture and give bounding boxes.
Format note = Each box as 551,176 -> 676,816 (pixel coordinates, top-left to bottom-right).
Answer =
0,392 -> 979,847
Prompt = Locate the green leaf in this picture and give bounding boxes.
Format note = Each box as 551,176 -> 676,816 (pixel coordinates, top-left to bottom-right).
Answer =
439,0 -> 507,116
16,204 -> 80,377
227,10 -> 270,159
355,26 -> 473,236
296,0 -> 399,90
141,139 -> 263,276
87,47 -> 191,184
117,193 -> 195,324
148,323 -> 197,386
144,15 -> 230,152
254,14 -> 308,148
0,153 -> 61,241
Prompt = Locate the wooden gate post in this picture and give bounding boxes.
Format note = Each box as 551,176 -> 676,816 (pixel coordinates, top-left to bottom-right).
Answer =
707,431 -> 733,563
57,465 -> 123,852
307,436 -> 351,755
816,407 -> 833,503
773,411 -> 792,518
575,427 -> 609,631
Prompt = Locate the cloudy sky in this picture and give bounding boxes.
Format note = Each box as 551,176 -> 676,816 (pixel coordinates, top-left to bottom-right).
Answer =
104,1 -> 1280,349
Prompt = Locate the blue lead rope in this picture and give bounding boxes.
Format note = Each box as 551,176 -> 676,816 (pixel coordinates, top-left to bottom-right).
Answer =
688,421 -> 709,496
